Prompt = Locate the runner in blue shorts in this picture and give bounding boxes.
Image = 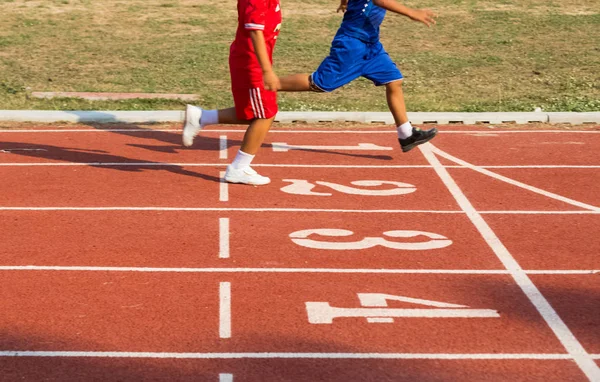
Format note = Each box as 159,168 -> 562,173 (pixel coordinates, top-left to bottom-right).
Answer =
279,0 -> 438,152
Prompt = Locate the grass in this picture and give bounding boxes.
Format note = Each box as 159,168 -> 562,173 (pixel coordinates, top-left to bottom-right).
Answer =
0,0 -> 598,112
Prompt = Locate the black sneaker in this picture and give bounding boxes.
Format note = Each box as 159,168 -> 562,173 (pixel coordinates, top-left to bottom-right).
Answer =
399,127 -> 438,152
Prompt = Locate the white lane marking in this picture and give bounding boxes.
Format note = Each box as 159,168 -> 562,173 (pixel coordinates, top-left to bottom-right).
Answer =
220,374 -> 233,382
220,282 -> 231,339
1,129 -> 599,134
0,351 -> 579,359
281,180 -> 417,197
479,211 -> 600,214
0,163 -> 598,169
0,266 -> 595,275
219,136 -> 228,159
431,144 -> 600,212
420,143 -> 600,381
220,171 -> 229,202
219,218 -> 230,259
272,143 -> 393,152
307,293 -> 499,324
290,229 -> 452,251
0,207 -> 463,213
0,206 -> 597,214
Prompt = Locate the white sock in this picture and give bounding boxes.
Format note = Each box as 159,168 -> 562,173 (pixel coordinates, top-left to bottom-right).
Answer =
397,121 -> 414,139
231,150 -> 254,170
200,109 -> 218,126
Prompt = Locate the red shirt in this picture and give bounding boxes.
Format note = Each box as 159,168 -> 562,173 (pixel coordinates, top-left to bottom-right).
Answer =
230,0 -> 282,85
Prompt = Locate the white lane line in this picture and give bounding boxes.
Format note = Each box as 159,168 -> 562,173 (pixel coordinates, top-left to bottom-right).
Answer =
0,163 -> 438,168
1,129 -> 599,134
272,143 -> 393,152
220,282 -> 231,339
479,211 -> 600,215
220,374 -> 233,382
0,351 -> 578,359
0,207 -> 598,214
0,266 -> 596,275
420,143 -> 600,381
219,172 -> 229,202
219,136 -> 228,159
431,144 -> 600,212
462,165 -> 600,169
219,218 -> 230,259
0,207 -> 463,213
0,163 -> 599,169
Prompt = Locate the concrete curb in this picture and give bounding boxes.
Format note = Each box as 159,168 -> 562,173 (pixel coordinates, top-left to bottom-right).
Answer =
0,110 -> 599,125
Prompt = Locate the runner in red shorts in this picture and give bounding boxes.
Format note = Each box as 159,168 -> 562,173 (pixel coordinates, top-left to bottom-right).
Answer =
182,0 -> 282,186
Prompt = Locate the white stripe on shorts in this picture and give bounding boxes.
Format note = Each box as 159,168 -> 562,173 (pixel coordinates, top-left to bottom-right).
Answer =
250,88 -> 264,119
255,88 -> 266,119
249,89 -> 259,119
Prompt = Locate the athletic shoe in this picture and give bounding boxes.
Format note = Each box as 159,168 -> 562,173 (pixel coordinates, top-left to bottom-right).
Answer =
182,104 -> 203,147
399,127 -> 438,152
224,165 -> 271,186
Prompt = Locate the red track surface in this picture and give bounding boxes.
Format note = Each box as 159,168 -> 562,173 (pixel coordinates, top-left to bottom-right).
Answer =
0,123 -> 598,381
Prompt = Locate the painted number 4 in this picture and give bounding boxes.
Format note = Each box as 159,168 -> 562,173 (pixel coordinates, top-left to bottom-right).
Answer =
306,293 -> 499,324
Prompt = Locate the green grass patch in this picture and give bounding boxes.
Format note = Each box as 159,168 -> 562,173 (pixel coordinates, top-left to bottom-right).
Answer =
0,0 -> 598,111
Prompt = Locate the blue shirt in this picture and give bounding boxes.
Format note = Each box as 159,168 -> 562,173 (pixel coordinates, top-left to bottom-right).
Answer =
337,0 -> 387,43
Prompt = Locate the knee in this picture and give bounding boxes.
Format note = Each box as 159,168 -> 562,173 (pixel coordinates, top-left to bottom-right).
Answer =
308,74 -> 326,93
385,80 -> 404,92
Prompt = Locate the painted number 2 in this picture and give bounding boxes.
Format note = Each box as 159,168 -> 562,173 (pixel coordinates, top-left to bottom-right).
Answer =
281,179 -> 417,196
289,229 -> 452,250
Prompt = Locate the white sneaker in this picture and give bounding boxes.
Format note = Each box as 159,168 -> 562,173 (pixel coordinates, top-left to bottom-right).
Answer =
182,104 -> 203,147
224,165 -> 271,186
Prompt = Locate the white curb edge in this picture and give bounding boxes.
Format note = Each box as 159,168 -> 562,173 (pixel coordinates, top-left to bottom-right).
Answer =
0,110 -> 599,125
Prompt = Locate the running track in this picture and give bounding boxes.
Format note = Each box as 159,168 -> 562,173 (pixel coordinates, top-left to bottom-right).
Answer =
0,123 -> 598,381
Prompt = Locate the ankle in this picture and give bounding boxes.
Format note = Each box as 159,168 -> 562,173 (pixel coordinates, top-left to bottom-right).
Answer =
397,121 -> 413,139
200,109 -> 218,126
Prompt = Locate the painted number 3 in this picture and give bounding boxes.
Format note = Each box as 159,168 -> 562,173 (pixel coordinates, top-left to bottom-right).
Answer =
281,179 -> 417,196
289,229 -> 452,250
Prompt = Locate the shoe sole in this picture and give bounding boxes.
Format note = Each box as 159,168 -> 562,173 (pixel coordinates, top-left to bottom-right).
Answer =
224,177 -> 271,186
401,129 -> 438,153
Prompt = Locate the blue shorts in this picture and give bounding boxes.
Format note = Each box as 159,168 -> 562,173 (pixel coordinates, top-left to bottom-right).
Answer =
311,34 -> 403,92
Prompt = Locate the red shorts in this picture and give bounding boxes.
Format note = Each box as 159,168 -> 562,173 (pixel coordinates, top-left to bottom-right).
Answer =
230,60 -> 278,120
231,85 -> 278,121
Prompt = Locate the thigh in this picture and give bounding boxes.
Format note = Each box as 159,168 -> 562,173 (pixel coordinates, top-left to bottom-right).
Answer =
362,44 -> 403,86
311,35 -> 366,92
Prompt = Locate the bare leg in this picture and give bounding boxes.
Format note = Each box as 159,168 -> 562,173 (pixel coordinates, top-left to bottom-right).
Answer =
223,117 -> 275,185
279,73 -> 311,92
385,80 -> 409,126
386,79 -> 438,152
217,107 -> 251,125
240,117 -> 275,155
